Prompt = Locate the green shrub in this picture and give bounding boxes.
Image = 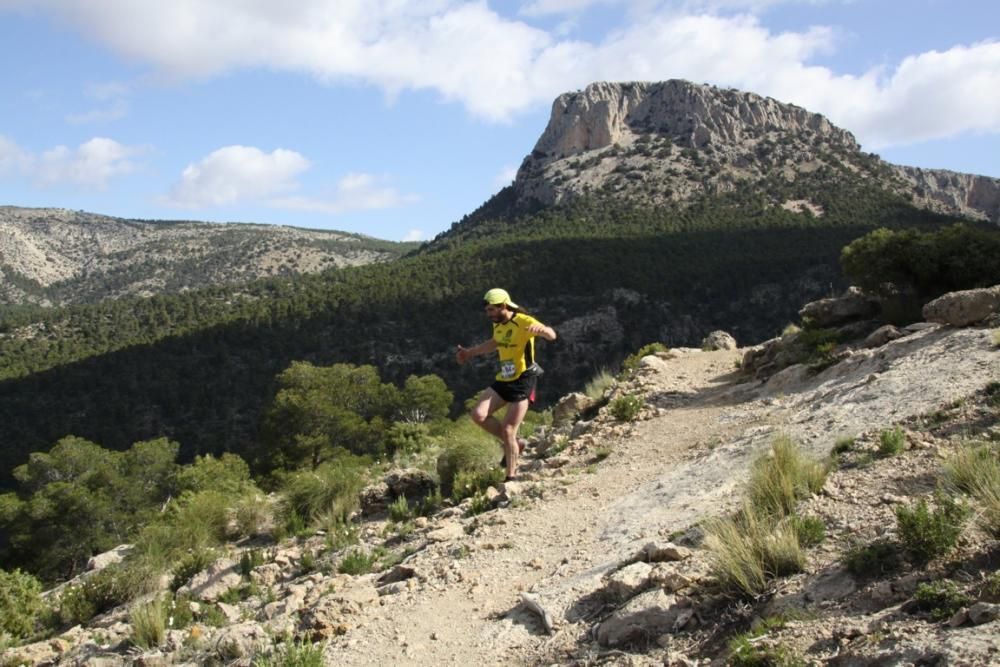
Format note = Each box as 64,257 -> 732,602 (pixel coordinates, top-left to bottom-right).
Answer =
338,549 -> 377,575
729,631 -> 806,667
239,549 -> 266,578
323,520 -> 360,552
877,427 -> 906,458
388,496 -> 411,523
844,539 -> 903,578
0,568 -> 44,641
436,436 -> 497,497
746,435 -> 828,520
789,515 -> 826,548
583,369 -> 615,401
895,494 -> 969,565
621,342 -> 669,374
451,468 -> 505,503
232,492 -> 271,538
832,436 -> 855,455
417,489 -> 444,517
130,597 -> 166,649
609,394 -> 643,421
171,548 -> 217,591
58,561 -> 159,627
913,580 -> 973,621
466,492 -> 493,517
253,637 -> 325,667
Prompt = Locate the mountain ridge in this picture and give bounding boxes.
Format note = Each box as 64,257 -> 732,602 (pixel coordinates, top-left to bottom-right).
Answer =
0,206 -> 413,306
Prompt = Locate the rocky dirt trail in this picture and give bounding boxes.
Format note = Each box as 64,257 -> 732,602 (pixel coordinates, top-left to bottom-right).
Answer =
323,324 -> 998,666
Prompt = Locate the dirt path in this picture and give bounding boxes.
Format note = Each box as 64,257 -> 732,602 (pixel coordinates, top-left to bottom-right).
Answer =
325,325 -> 998,665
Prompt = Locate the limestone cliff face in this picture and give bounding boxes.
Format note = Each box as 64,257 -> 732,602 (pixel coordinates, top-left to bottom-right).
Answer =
513,80 -> 999,224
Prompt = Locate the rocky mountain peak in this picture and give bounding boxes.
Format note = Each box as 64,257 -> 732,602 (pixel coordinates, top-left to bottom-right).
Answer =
512,80 -> 1000,224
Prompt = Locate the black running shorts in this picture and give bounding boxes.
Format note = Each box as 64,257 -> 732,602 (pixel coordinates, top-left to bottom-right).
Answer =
491,374 -> 537,403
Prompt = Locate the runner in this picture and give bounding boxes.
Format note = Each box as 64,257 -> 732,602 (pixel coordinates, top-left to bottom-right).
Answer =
456,288 -> 557,481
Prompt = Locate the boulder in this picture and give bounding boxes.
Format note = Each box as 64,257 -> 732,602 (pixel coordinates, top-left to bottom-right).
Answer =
87,544 -> 133,572
384,468 -> 436,500
552,392 -> 597,426
922,285 -> 1000,326
799,286 -> 879,327
701,330 -> 737,350
299,582 -> 379,640
359,481 -> 390,516
863,324 -> 905,348
596,590 -> 693,647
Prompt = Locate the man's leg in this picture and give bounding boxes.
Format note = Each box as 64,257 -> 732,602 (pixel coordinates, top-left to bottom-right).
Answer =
501,399 -> 530,478
470,388 -> 507,440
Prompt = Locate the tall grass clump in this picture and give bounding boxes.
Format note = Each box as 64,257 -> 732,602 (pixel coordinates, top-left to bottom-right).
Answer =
704,436 -> 826,596
942,441 -> 1000,538
130,597 -> 166,649
276,454 -> 370,530
703,504 -> 805,597
746,435 -> 828,519
584,369 -> 615,401
609,394 -> 644,422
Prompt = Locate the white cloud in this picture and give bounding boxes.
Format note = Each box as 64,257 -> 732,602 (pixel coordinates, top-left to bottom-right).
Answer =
0,136 -> 145,188
165,146 -> 310,208
403,229 -> 425,242
269,172 -> 418,214
0,135 -> 30,175
10,1 -> 1000,148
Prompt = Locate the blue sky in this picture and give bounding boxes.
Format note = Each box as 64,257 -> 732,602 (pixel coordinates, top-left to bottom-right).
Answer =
0,1 -> 997,242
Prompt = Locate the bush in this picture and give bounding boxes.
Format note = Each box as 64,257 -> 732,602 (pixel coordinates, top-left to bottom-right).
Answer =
388,496 -> 411,523
58,561 -> 159,626
338,549 -> 377,575
789,515 -> 826,548
877,427 -> 906,458
895,494 -> 969,566
253,637 -> 325,667
913,580 -> 973,621
609,394 -> 643,421
436,436 -> 497,497
451,468 -> 505,503
0,568 -> 44,641
171,548 -> 218,591
844,539 -> 903,578
746,435 -> 828,519
130,597 -> 166,649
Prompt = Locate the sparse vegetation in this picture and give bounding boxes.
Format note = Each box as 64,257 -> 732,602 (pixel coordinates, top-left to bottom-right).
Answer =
746,435 -> 828,519
338,549 -> 378,576
253,637 -> 325,667
609,394 -> 644,422
844,539 -> 903,578
621,343 -> 669,375
877,427 -> 906,458
912,580 -> 972,621
584,369 -> 615,401
894,494 -> 969,566
130,597 -> 167,649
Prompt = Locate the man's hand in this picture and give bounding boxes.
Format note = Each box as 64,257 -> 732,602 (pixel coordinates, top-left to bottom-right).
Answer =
456,345 -> 470,364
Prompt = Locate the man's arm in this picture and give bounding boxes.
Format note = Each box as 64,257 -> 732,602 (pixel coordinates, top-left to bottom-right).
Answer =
527,323 -> 557,342
456,338 -> 498,364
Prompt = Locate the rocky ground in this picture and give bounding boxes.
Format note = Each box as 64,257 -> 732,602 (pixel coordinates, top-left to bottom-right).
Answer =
5,319 -> 999,666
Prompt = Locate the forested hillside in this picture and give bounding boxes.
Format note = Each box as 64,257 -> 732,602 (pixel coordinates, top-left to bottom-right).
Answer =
0,177 -> 973,488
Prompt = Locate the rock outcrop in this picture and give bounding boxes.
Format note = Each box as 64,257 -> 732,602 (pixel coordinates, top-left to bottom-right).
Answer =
511,80 -> 1000,223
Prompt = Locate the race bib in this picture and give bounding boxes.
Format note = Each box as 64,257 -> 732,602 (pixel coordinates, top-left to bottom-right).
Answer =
499,360 -> 516,379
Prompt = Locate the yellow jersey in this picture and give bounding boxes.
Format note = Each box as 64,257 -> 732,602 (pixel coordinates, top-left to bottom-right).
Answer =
492,312 -> 541,382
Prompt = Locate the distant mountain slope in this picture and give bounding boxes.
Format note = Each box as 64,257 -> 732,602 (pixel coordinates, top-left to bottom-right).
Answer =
499,80 -> 999,224
0,206 -> 414,306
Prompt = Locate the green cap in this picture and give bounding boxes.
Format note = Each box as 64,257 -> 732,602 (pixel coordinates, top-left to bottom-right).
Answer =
483,288 -> 519,310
